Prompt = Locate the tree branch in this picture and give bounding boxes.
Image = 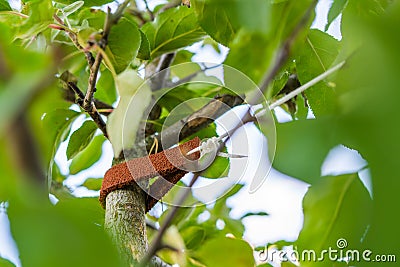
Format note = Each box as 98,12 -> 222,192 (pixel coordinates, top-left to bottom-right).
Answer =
146,94 -> 244,152
62,80 -> 113,115
148,52 -> 176,91
155,0 -> 181,15
68,82 -> 108,138
254,0 -> 318,103
143,0 -> 155,21
83,0 -> 131,110
8,113 -> 46,190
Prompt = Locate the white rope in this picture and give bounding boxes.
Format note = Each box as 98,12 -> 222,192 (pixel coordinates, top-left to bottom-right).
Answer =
186,61 -> 346,158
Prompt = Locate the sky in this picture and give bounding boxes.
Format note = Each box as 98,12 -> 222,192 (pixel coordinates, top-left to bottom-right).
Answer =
0,1 -> 372,266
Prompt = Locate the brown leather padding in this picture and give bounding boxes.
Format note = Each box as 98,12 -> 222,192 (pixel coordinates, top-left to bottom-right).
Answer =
99,137 -> 200,212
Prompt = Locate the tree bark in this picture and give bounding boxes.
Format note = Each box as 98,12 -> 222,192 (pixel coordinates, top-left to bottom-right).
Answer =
104,125 -> 149,265
103,54 -> 165,264
104,188 -> 147,266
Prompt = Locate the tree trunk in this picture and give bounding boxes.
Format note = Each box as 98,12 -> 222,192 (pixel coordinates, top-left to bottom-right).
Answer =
104,128 -> 149,265
105,188 -> 147,266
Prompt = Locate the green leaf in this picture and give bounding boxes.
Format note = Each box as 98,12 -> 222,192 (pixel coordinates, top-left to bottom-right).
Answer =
17,0 -> 54,40
267,69 -> 291,99
50,181 -> 74,201
212,184 -> 244,218
142,6 -> 205,58
193,0 -> 272,38
159,187 -> 199,216
66,120 -> 98,160
335,3 -> 400,253
295,174 -> 372,266
240,211 -> 269,219
271,119 -> 338,184
196,237 -> 255,267
55,197 -> 105,226
52,162 -> 67,183
8,197 -> 121,267
137,29 -> 151,60
69,135 -> 105,174
77,7 -> 106,29
202,37 -> 221,53
107,70 -> 151,156
106,17 -> 141,74
171,49 -> 195,65
219,183 -> 244,201
339,0 -> 386,59
0,0 -> 11,11
170,59 -> 201,79
0,257 -> 15,267
0,71 -> 51,135
201,0 -> 315,86
61,1 -> 84,17
200,155 -> 229,179
296,29 -> 340,116
0,22 -> 53,135
157,86 -> 202,114
183,123 -> 217,143
82,177 -> 103,191
158,226 -> 186,266
224,218 -> 245,237
43,109 -> 80,185
96,69 -> 117,104
326,0 -> 348,31
180,226 -> 206,250
54,0 -> 114,7
191,0 -> 236,46
225,30 -> 275,85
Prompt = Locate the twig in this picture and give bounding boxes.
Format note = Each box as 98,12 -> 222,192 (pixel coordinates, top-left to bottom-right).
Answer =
52,14 -> 95,66
149,52 -> 176,91
83,0 -> 130,110
127,8 -> 148,25
253,0 -> 318,104
155,0 -> 181,15
140,174 -> 200,266
62,80 -> 114,115
143,0 -> 155,21
68,82 -> 108,138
